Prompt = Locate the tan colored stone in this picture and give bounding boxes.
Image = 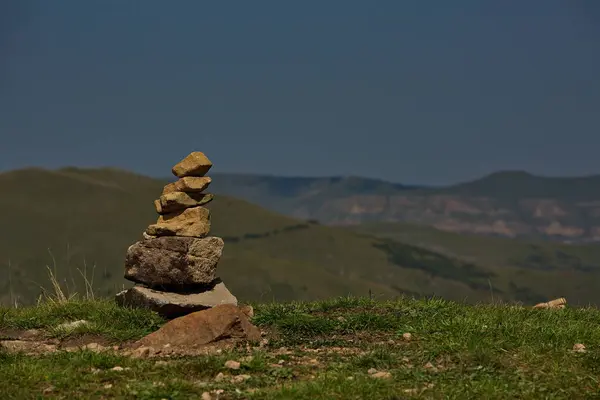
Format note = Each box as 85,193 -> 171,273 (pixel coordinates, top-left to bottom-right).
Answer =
370,371 -> 392,379
224,360 -> 240,370
115,282 -> 238,319
161,183 -> 177,196
240,304 -> 254,318
146,207 -> 211,238
135,304 -> 261,348
154,199 -> 164,214
155,192 -> 214,214
162,177 -> 212,195
142,231 -> 157,240
573,343 -> 587,353
172,152 -> 213,178
533,297 -> 567,309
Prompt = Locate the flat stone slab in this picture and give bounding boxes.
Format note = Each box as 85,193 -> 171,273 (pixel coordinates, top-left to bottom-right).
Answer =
154,191 -> 213,214
124,236 -> 224,289
162,176 -> 212,195
115,282 -> 238,319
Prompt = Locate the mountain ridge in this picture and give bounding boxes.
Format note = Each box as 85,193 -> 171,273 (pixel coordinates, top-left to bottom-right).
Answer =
5,166 -> 600,242
3,167 -> 600,307
202,170 -> 600,242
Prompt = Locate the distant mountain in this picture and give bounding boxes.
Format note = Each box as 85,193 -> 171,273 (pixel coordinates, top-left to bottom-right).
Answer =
3,167 -> 600,307
441,171 -> 600,201
205,173 -> 424,218
207,171 -> 600,243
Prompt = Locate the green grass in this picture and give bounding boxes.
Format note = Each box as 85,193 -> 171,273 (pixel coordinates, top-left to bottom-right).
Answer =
1,297 -> 600,399
353,221 -> 600,271
0,299 -> 163,342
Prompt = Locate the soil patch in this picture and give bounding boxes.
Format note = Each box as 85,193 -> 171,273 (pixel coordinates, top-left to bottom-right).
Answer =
0,328 -> 45,341
59,334 -> 121,349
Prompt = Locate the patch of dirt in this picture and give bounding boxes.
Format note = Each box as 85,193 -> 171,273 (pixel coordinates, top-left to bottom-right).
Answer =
59,334 -> 116,349
0,330 -> 132,356
0,328 -> 46,341
0,340 -> 58,355
128,339 -> 240,357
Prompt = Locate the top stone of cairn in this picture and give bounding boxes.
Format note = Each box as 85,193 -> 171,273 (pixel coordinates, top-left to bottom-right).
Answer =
172,152 -> 213,178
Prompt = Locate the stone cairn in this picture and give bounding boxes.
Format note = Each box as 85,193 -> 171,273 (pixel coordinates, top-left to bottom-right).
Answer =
115,151 -> 237,319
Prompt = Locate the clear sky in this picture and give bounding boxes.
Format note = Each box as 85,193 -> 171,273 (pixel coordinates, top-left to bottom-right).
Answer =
1,1 -> 599,185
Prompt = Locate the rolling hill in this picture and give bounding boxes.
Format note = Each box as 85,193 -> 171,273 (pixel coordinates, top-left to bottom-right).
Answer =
349,221 -> 600,305
1,167 -> 600,308
208,171 -> 600,243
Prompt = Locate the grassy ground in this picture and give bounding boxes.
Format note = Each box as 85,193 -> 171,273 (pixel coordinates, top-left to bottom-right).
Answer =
1,296 -> 600,399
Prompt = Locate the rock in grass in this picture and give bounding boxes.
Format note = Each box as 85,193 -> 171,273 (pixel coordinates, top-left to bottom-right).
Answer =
134,304 -> 260,348
124,236 -> 224,289
532,297 -> 567,309
115,281 -> 237,319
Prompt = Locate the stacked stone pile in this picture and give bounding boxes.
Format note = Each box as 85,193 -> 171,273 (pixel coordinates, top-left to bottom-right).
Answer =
115,152 -> 237,318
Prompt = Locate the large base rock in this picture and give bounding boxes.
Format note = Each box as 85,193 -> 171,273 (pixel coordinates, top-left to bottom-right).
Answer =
134,304 -> 260,349
124,236 -> 223,289
115,281 -> 237,319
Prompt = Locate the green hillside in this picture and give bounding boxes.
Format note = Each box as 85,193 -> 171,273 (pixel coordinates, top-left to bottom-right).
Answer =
351,221 -> 600,305
1,167 -> 600,307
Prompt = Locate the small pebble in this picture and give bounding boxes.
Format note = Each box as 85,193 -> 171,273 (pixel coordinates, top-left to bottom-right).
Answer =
225,360 -> 241,370
573,343 -> 587,353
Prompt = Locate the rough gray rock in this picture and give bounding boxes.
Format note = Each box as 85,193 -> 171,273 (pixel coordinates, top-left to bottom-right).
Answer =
124,236 -> 224,289
115,281 -> 237,319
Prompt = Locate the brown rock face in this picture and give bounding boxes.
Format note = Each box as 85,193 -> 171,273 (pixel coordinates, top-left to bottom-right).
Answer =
146,207 -> 211,238
124,236 -> 224,289
172,152 -> 213,178
155,192 -> 214,214
162,177 -> 212,195
135,304 -> 260,348
115,282 -> 238,319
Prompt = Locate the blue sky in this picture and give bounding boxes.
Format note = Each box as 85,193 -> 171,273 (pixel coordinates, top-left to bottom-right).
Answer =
1,0 -> 599,185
